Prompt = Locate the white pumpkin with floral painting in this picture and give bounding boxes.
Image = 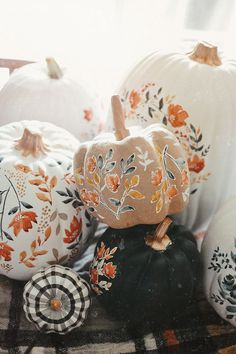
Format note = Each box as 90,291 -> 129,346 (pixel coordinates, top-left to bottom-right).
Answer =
110,41 -> 236,239
0,120 -> 94,281
0,58 -> 104,141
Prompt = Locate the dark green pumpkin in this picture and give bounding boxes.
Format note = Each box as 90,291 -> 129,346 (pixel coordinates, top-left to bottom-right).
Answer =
90,218 -> 201,332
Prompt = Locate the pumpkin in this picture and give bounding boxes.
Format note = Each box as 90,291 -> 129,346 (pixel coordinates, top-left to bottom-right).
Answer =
74,95 -> 190,229
0,120 -> 94,281
201,197 -> 236,327
23,265 -> 91,334
110,41 -> 236,236
90,217 -> 201,332
0,58 -> 104,141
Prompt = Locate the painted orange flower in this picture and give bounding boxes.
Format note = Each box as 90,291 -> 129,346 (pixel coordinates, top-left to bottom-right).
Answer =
87,156 -> 96,173
15,164 -> 32,173
167,185 -> 178,199
103,262 -> 117,279
89,191 -> 99,206
181,170 -> 189,186
188,155 -> 205,173
90,268 -> 99,284
80,189 -> 91,205
151,169 -> 163,186
97,242 -> 105,259
8,211 -> 37,237
168,104 -> 189,128
64,216 -> 82,244
0,243 -> 14,261
105,174 -> 120,193
84,108 -> 93,121
129,90 -> 141,110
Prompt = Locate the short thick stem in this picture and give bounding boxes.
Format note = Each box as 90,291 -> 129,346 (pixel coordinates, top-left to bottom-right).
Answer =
189,41 -> 222,66
15,128 -> 49,158
46,57 -> 63,79
111,95 -> 130,141
145,217 -> 172,251
50,298 -> 62,311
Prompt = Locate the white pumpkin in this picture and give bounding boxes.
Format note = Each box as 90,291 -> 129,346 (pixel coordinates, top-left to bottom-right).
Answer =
202,197 -> 236,327
110,41 -> 236,237
0,58 -> 104,141
0,120 -> 94,281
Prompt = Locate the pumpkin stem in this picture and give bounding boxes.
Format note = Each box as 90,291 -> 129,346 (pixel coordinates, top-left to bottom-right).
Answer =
15,128 -> 50,158
145,217 -> 172,251
46,57 -> 63,79
50,298 -> 62,311
111,95 -> 130,141
189,41 -> 222,66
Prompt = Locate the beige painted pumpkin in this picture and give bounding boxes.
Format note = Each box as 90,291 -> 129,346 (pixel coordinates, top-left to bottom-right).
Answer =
0,58 -> 104,142
74,96 -> 190,228
0,120 -> 94,281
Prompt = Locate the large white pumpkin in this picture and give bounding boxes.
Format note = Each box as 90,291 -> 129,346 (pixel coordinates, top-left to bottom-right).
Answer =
0,58 -> 104,141
202,197 -> 236,327
0,120 -> 94,280
110,42 -> 236,236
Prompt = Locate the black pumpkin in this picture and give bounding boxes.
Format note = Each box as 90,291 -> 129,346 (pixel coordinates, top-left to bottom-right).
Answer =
90,218 -> 201,332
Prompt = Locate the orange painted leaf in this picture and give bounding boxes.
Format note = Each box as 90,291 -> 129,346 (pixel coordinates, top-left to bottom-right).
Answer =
37,236 -> 41,246
33,250 -> 48,256
50,176 -> 57,189
45,226 -> 51,241
151,191 -> 161,203
24,261 -> 35,268
162,180 -> 167,192
156,198 -> 163,213
128,190 -> 145,199
39,187 -> 49,192
93,172 -> 100,185
19,251 -> 27,262
29,179 -> 44,186
31,240 -> 36,251
130,175 -> 139,188
36,193 -> 51,203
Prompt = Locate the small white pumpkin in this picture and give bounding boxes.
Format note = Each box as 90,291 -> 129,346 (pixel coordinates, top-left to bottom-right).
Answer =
23,265 -> 91,334
0,120 -> 93,281
110,41 -> 236,237
202,197 -> 236,326
0,58 -> 104,141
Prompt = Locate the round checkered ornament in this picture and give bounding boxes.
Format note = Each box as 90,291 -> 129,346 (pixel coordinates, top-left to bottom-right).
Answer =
23,265 -> 91,334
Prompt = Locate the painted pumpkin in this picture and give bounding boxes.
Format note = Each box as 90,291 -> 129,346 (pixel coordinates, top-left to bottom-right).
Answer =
110,41 -> 236,237
23,265 -> 91,334
0,120 -> 94,281
0,58 -> 104,141
74,95 -> 190,229
90,217 -> 201,332
202,197 -> 236,327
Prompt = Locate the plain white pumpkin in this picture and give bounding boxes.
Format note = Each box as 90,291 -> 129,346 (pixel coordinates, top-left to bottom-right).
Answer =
201,197 -> 236,327
109,41 -> 236,236
0,120 -> 94,281
0,58 -> 104,142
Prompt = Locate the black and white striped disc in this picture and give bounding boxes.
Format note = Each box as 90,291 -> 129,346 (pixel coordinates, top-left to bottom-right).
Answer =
23,265 -> 91,334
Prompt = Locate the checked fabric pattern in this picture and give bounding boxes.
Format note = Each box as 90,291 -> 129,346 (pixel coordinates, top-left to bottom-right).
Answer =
23,265 -> 90,334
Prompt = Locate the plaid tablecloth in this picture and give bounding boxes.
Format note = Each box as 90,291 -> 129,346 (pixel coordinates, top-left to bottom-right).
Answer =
0,225 -> 236,354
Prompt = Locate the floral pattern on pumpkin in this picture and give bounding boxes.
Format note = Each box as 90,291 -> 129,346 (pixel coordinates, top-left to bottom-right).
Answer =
75,149 -> 146,220
0,160 -> 85,272
90,241 -> 118,295
150,144 -> 189,212
208,241 -> 236,321
121,83 -> 211,194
